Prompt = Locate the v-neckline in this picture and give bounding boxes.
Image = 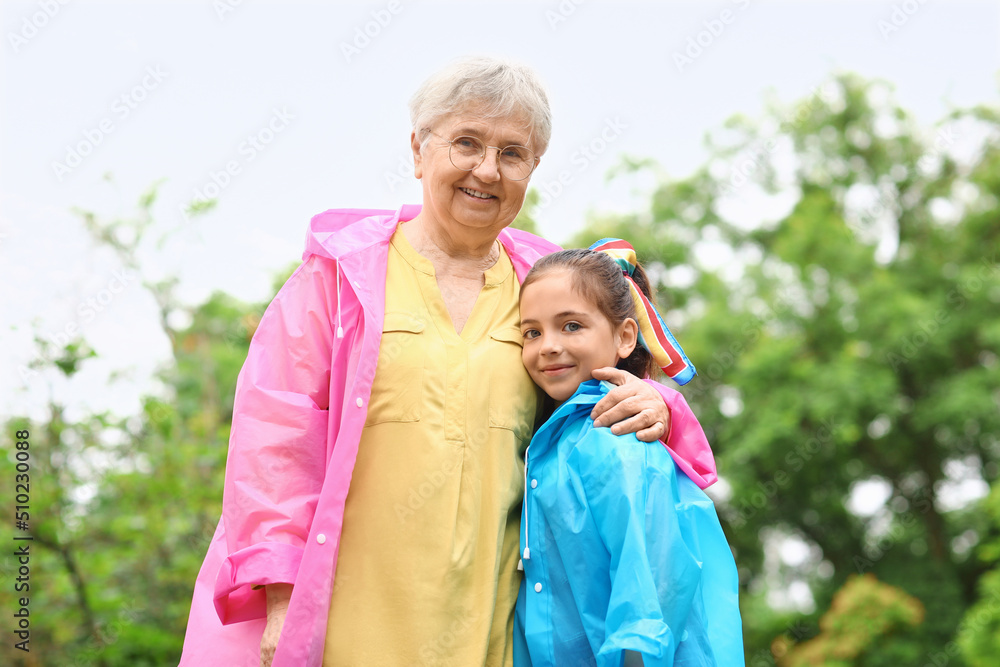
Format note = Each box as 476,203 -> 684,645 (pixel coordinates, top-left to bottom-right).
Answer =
390,230 -> 512,342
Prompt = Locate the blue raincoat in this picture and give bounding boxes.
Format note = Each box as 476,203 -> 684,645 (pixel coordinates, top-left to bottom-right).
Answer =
514,380 -> 744,666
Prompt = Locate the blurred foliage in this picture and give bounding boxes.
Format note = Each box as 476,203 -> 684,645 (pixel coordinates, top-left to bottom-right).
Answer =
955,483 -> 1000,665
511,187 -> 541,235
570,72 -> 1000,665
2,72 -> 998,664
775,574 -> 924,667
1,193 -> 261,665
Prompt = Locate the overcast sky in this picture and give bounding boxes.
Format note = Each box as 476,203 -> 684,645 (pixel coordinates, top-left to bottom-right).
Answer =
2,0 -> 998,421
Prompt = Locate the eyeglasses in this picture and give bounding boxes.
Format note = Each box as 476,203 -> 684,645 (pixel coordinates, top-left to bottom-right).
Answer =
427,131 -> 537,181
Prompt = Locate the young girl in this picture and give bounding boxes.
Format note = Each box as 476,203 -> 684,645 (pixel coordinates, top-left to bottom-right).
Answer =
513,239 -> 744,667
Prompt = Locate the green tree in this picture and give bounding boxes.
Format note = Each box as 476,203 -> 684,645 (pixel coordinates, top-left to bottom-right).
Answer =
571,73 -> 1000,663
4,73 -> 998,665
777,574 -> 925,667
1,186 -> 274,665
956,484 -> 1000,666
511,187 -> 541,235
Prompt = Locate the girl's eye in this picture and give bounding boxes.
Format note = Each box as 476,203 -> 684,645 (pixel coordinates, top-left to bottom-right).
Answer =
564,322 -> 581,332
522,329 -> 540,340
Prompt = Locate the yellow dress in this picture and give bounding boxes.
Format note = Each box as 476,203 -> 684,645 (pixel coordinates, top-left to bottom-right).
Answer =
323,228 -> 543,666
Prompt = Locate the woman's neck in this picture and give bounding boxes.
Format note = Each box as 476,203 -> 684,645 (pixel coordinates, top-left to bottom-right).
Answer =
402,214 -> 500,273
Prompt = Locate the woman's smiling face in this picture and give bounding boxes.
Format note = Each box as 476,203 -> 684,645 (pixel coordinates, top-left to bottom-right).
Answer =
412,108 -> 538,240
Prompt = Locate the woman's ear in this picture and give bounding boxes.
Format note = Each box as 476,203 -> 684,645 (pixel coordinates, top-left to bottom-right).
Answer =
410,130 -> 424,180
616,318 -> 638,360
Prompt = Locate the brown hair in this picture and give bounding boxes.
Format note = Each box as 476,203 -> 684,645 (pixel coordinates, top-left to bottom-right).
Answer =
520,249 -> 660,379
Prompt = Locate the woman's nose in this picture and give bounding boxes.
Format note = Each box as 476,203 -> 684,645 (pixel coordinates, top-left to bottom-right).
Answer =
472,149 -> 502,182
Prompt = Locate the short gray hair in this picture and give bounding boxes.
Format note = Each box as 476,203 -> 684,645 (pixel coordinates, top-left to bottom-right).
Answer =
409,56 -> 552,155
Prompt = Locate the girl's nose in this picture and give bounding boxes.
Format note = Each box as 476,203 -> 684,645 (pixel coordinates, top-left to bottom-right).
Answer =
539,335 -> 562,354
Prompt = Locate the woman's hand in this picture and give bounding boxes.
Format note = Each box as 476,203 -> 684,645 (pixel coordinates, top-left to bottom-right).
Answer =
260,583 -> 293,667
590,368 -> 671,442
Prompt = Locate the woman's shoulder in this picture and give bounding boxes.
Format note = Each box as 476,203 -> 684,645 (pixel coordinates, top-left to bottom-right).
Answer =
498,226 -> 561,258
304,206 -> 408,261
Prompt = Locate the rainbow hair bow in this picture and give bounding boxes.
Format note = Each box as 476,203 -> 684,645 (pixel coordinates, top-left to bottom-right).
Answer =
589,238 -> 697,385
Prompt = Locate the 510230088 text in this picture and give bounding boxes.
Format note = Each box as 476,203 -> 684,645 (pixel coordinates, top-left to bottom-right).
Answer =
12,428 -> 32,653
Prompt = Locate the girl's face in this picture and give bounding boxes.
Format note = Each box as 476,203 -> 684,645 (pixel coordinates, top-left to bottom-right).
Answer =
519,270 -> 638,403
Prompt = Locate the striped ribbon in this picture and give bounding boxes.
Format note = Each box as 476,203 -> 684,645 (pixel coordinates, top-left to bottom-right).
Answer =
589,238 -> 697,385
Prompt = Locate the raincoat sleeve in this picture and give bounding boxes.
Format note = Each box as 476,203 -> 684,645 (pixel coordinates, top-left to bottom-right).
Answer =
645,379 -> 718,489
212,254 -> 338,624
572,430 -> 702,667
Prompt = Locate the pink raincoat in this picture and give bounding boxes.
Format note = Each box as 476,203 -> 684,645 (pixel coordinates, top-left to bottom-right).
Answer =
178,205 -> 719,666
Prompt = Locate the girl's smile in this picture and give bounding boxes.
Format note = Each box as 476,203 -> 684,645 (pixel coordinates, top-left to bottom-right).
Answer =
519,270 -> 637,403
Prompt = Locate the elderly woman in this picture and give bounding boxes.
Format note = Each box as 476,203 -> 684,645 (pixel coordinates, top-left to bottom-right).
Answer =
178,57 -> 717,667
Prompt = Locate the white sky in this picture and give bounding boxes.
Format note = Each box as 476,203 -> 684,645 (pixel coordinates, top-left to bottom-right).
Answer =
2,0 -> 998,420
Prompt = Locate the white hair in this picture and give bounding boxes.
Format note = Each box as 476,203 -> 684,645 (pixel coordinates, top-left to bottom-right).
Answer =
408,55 -> 553,155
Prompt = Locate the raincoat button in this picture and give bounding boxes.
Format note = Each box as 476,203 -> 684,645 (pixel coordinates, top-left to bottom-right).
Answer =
534,582 -> 542,593
355,397 -> 363,408
530,479 -> 538,488
316,533 -> 327,544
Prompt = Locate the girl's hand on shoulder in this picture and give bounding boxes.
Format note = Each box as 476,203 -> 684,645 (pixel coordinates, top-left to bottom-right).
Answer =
590,367 -> 671,443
